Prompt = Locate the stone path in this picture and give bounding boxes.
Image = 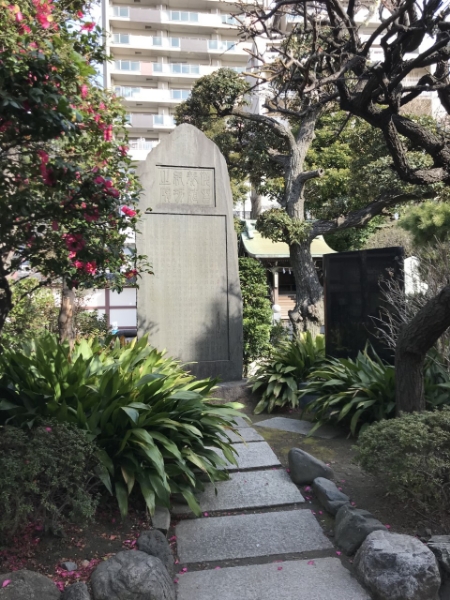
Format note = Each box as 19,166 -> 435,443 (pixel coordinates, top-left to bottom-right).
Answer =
255,416 -> 343,439
174,419 -> 371,599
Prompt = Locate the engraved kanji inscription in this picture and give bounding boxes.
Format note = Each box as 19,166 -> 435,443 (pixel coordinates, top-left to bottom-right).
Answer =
156,166 -> 214,206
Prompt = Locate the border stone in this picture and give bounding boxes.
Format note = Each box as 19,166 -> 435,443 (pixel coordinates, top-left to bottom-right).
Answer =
151,506 -> 170,534
256,417 -> 342,439
0,570 -> 61,600
176,509 -> 332,563
137,529 -> 175,576
172,469 -> 304,514
176,557 -> 371,600
288,448 -> 333,485
211,441 -> 281,470
313,477 -> 350,515
335,505 -> 387,555
61,582 -> 91,600
355,531 -> 441,600
428,535 -> 450,575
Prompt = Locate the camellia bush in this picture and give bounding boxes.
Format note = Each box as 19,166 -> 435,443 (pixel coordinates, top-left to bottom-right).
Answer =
0,0 -> 150,337
0,334 -> 243,516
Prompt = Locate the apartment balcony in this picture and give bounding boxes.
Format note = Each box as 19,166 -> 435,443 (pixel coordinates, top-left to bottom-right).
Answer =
110,33 -> 251,60
127,113 -> 176,131
111,59 -> 245,84
128,139 -> 159,161
115,86 -> 191,106
110,6 -> 240,33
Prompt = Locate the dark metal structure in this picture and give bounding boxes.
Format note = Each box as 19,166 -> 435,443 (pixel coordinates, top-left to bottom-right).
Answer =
324,247 -> 404,363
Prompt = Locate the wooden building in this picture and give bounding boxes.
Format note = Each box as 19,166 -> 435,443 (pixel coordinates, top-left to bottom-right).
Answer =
239,220 -> 336,320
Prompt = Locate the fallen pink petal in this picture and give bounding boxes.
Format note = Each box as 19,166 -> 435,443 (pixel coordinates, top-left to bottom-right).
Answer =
2,580 -> 11,588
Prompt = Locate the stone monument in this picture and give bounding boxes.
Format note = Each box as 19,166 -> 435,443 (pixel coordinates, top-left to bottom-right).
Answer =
136,124 -> 243,380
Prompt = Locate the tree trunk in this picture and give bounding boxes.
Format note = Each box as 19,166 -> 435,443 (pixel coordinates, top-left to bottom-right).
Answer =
288,240 -> 324,336
395,284 -> 450,414
250,188 -> 263,219
0,263 -> 12,335
58,281 -> 75,346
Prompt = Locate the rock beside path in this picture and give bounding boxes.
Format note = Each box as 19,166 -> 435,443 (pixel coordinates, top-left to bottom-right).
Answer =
61,582 -> 91,600
90,550 -> 175,600
151,507 -> 171,534
0,570 -> 61,600
288,448 -> 333,485
355,530 -> 441,600
335,505 -> 387,555
137,529 -> 175,576
313,477 -> 350,515
428,535 -> 450,575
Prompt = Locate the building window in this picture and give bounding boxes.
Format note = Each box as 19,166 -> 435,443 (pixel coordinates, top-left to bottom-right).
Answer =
170,89 -> 190,100
113,6 -> 130,17
170,37 -> 180,47
153,63 -> 163,73
207,40 -> 237,51
221,14 -> 238,25
152,36 -> 162,46
169,11 -> 198,22
124,114 -> 132,124
113,33 -> 130,44
115,60 -> 140,71
114,86 -> 141,98
170,64 -> 199,74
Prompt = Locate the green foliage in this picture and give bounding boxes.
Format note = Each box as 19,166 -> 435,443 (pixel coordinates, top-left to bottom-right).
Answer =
303,348 -> 450,435
357,408 -> 450,511
302,349 -> 396,435
400,201 -> 450,245
1,279 -> 58,347
0,422 -> 99,540
0,334 -> 243,516
251,333 -> 325,414
256,209 -> 311,245
239,258 -> 273,372
363,223 -> 415,256
74,311 -> 109,339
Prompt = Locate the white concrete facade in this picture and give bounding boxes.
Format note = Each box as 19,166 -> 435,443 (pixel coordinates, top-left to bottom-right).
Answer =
102,0 -> 251,161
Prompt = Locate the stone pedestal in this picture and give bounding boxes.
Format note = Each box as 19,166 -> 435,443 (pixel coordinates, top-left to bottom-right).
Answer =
137,124 -> 243,380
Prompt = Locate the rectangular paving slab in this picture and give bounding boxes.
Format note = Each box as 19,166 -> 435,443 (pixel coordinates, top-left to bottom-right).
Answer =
176,510 -> 333,563
255,416 -> 342,439
220,427 -> 264,444
211,441 -> 280,471
176,557 -> 370,600
172,469 -> 304,515
232,416 -> 252,428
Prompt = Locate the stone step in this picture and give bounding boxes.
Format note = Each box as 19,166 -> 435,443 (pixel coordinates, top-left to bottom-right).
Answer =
255,416 -> 342,439
211,441 -> 281,471
233,416 -> 252,428
176,557 -> 370,600
172,469 -> 304,515
176,510 -> 333,563
220,427 -> 264,444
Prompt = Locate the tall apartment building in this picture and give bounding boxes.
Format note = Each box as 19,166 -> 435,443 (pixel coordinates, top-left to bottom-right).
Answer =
102,0 -> 252,162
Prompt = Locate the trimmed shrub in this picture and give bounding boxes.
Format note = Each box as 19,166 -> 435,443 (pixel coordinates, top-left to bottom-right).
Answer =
357,409 -> 450,511
239,257 -> 273,373
0,422 -> 99,540
0,333 -> 243,516
251,332 -> 325,414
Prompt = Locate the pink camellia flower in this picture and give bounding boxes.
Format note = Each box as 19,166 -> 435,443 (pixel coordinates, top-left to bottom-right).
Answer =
20,24 -> 32,33
85,208 -> 99,222
124,269 -> 138,279
74,260 -> 85,270
45,427 -> 52,432
99,102 -> 106,110
76,10 -> 84,17
81,22 -> 95,32
103,124 -> 113,142
118,145 -> 128,156
94,175 -> 105,185
64,233 -> 85,252
51,220 -> 59,231
37,149 -> 49,164
121,206 -> 136,218
84,261 -> 97,275
68,251 -> 77,259
81,84 -> 88,99
107,187 -> 120,198
15,11 -> 23,21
